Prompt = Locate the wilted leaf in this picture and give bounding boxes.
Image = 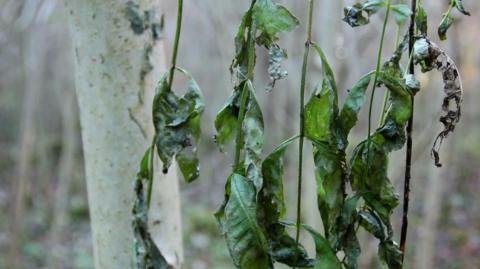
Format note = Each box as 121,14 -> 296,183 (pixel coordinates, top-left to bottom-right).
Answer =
350,141 -> 399,223
343,0 -> 387,27
303,225 -> 343,269
438,11 -> 454,41
339,71 -> 374,143
438,0 -> 470,40
359,209 -> 386,241
414,37 -> 463,167
221,173 -> 271,269
416,3 -> 428,35
153,68 -> 204,182
259,136 -> 313,267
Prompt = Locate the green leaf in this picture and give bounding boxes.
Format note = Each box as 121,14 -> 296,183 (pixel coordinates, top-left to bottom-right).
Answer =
133,149 -> 172,269
438,11 -> 454,41
153,69 -> 204,182
343,0 -> 387,27
259,136 -> 313,267
221,174 -> 271,269
303,225 -> 343,269
391,4 -> 412,26
242,83 -> 264,157
339,71 -> 374,142
252,0 -> 299,47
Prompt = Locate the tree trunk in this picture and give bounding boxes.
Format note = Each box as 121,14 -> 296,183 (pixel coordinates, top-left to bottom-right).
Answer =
66,0 -> 183,268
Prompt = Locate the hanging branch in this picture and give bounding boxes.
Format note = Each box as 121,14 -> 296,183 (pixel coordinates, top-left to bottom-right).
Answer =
399,0 -> 417,262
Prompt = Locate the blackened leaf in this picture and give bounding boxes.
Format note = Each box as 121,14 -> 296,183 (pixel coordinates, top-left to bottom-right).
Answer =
414,38 -> 463,167
378,240 -> 403,269
259,136 -> 313,267
266,44 -> 288,92
153,68 -> 204,182
343,225 -> 361,269
222,173 -> 271,269
215,89 -> 241,150
133,149 -> 172,269
438,11 -> 454,41
343,0 -> 387,27
232,5 -> 254,77
339,71 -> 374,142
303,225 -> 343,269
391,4 -> 412,26
252,0 -> 299,47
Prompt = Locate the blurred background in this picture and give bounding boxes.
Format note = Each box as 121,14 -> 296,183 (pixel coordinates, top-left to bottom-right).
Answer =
0,0 -> 479,268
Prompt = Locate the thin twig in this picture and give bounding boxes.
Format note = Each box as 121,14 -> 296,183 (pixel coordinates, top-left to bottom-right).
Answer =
400,0 -> 417,263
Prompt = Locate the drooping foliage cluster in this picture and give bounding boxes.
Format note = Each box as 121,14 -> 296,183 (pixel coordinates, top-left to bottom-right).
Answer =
213,0 -> 468,269
127,0 -> 469,268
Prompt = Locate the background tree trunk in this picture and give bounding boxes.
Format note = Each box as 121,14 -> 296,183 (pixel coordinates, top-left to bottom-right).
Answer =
66,0 -> 183,268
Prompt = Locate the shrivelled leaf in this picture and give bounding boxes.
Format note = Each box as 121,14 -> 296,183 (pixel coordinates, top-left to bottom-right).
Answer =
231,3 -> 255,77
414,37 -> 463,167
303,225 -> 343,269
153,69 -> 204,182
133,149 -> 172,269
259,136 -> 313,267
378,240 -> 403,269
342,0 -> 386,27
342,225 -> 361,269
219,173 -> 271,269
252,0 -> 299,47
266,44 -> 288,92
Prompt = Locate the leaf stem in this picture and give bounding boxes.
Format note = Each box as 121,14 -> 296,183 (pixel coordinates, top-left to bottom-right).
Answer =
295,0 -> 314,248
168,0 -> 184,87
400,0 -> 417,263
146,139 -> 155,209
367,0 -> 392,161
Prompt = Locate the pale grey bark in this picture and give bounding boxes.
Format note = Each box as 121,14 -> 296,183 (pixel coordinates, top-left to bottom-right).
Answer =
66,0 -> 183,268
